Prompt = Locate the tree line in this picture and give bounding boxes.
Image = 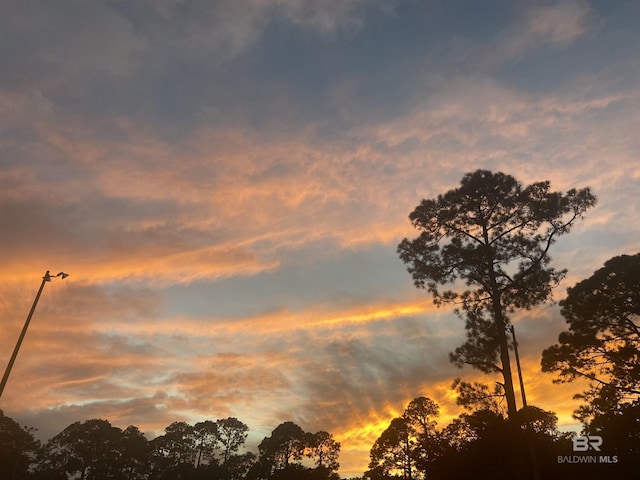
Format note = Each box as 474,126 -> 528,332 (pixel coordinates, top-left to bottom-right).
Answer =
1,414 -> 341,480
365,388 -> 639,480
393,170 -> 639,479
364,240 -> 639,480
1,170 -> 638,479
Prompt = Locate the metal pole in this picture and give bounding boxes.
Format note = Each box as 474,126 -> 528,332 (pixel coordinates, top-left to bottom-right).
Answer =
510,324 -> 540,480
510,325 -> 527,407
0,271 -> 51,399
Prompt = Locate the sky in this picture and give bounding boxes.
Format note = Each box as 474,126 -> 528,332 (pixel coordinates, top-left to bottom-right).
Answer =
0,0 -> 639,476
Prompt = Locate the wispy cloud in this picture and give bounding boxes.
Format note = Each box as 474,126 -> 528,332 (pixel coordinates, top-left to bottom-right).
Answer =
495,0 -> 595,63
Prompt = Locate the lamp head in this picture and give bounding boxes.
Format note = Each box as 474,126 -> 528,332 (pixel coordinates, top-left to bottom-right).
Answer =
44,271 -> 69,281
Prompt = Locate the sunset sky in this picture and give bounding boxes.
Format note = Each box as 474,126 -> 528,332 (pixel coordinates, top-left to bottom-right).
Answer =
1,0 -> 639,476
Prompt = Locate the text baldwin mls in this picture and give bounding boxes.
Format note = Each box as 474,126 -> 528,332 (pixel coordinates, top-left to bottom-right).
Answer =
557,455 -> 618,464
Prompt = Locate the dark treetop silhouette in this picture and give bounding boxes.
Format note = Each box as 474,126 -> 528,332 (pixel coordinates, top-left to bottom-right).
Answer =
397,170 -> 596,420
542,252 -> 640,424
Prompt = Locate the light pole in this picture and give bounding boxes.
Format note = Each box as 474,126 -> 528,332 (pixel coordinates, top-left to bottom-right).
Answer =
509,324 -> 527,407
0,270 -> 68,399
509,324 -> 540,480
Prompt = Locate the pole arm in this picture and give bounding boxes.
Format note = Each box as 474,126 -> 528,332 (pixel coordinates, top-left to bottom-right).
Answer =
0,271 -> 51,399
